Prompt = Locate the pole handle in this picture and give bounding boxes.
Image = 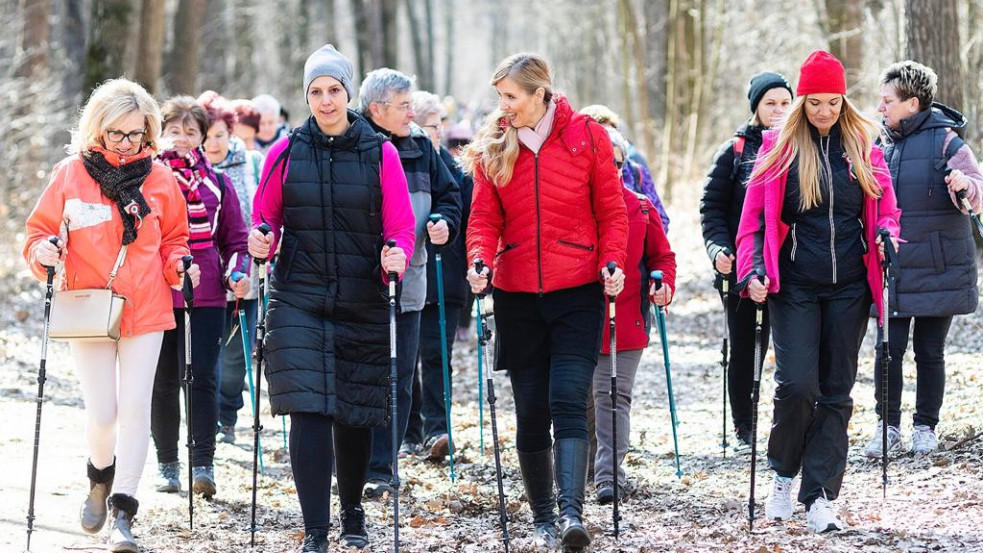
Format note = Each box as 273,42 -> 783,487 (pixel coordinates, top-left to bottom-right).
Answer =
181,255 -> 194,306
385,239 -> 398,284
253,223 -> 272,266
650,269 -> 663,291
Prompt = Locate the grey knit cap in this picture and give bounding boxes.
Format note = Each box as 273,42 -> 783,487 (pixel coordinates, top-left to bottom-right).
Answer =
303,45 -> 355,101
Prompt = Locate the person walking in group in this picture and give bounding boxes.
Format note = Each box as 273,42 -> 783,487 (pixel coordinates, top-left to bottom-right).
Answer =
865,60 -> 983,457
357,69 -> 461,497
463,53 -> 628,551
700,71 -> 793,447
24,78 -> 199,552
248,45 -> 416,552
151,96 -> 251,499
736,51 -> 901,533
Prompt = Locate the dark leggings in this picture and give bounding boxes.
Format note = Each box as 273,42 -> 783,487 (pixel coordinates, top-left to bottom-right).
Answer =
874,315 -> 952,429
290,413 -> 371,532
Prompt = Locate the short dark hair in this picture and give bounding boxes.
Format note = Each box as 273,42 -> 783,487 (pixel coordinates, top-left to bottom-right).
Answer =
161,95 -> 209,136
880,61 -> 937,111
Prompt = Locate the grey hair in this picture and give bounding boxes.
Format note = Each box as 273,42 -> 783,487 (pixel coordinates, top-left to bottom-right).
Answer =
605,126 -> 629,160
251,94 -> 281,116
880,60 -> 937,111
411,90 -> 444,123
358,68 -> 415,114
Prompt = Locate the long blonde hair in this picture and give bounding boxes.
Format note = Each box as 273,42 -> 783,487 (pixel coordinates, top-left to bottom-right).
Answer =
459,53 -> 553,186
69,78 -> 163,155
749,95 -> 882,210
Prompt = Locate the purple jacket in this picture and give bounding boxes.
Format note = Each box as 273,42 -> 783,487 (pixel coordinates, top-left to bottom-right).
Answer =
169,164 -> 250,308
622,160 -> 670,232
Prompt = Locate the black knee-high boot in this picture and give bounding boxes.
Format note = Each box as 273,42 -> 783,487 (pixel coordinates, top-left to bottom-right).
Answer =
554,438 -> 591,549
518,448 -> 558,550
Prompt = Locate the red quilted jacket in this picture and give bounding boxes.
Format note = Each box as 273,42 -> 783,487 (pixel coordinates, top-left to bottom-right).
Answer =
467,95 -> 629,293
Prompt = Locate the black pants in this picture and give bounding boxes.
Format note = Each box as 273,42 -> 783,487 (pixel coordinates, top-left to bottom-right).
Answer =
151,307 -> 225,466
495,283 -> 603,453
289,413 -> 371,532
766,278 -> 870,506
720,292 -> 771,432
874,315 -> 952,429
407,302 -> 461,442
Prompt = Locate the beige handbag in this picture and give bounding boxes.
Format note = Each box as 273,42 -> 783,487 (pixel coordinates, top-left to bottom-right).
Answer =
49,246 -> 128,341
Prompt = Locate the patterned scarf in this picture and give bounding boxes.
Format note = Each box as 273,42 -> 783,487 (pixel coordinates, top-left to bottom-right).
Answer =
160,148 -> 213,250
81,150 -> 152,245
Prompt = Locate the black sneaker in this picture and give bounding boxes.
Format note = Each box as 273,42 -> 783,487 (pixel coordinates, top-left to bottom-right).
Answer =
301,528 -> 329,553
734,427 -> 753,451
340,506 -> 369,549
363,478 -> 394,500
595,481 -> 616,505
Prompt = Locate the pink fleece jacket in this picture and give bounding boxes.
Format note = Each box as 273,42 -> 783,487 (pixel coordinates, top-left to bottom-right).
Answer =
735,129 -> 902,319
251,136 -> 416,279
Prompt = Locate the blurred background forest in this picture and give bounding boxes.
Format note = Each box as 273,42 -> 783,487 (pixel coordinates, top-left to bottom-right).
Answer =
1,0 -> 981,237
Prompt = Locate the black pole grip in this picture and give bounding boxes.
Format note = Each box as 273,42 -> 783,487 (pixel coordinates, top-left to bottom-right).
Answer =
44,236 -> 60,275
385,240 -> 398,283
257,223 -> 271,235
181,255 -> 194,305
650,270 -> 663,291
754,267 -> 766,283
606,261 -> 617,276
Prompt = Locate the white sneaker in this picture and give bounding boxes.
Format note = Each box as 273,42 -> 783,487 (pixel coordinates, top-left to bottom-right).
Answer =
806,496 -> 845,533
765,475 -> 795,521
864,423 -> 902,459
911,425 -> 938,455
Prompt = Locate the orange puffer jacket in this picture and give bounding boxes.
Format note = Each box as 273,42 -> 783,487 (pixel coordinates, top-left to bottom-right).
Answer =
24,148 -> 190,338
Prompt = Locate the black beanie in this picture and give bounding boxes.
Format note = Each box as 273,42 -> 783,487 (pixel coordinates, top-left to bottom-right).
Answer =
747,71 -> 793,114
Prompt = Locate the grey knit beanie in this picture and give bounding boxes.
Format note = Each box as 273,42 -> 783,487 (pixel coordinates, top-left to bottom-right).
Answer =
303,45 -> 355,102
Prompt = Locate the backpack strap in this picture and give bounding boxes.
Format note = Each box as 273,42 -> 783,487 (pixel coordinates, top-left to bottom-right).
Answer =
730,135 -> 746,181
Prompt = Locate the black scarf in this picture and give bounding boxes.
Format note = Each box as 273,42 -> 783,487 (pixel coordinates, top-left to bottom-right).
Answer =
81,151 -> 153,245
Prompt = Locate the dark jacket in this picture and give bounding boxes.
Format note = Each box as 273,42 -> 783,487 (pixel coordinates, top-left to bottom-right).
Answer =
264,114 -> 392,428
424,146 -> 472,307
880,103 -> 979,316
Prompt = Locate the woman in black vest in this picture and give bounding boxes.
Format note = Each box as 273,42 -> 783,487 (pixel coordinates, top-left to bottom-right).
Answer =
700,71 -> 792,447
867,61 -> 982,457
248,45 -> 416,553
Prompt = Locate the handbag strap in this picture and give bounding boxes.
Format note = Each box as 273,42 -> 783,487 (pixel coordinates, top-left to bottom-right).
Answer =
105,245 -> 128,289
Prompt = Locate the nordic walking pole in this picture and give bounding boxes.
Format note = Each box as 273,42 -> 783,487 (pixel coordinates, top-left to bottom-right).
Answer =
651,270 -> 683,478
250,223 -> 271,547
474,260 -> 511,553
385,239 -> 402,553
428,213 -> 456,481
477,315 -> 485,455
719,247 -> 732,458
879,229 -> 898,500
605,262 -> 621,539
956,189 -> 983,239
180,255 -> 195,529
747,268 -> 766,532
25,236 -> 59,551
231,272 -> 264,476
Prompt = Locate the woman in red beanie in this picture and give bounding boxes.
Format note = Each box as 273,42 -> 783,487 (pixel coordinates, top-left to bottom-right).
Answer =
735,50 -> 901,533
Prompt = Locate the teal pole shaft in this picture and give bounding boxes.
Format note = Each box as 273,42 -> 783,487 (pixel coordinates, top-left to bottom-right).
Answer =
433,247 -> 456,481
238,306 -> 265,475
477,309 -> 485,455
651,270 -> 682,478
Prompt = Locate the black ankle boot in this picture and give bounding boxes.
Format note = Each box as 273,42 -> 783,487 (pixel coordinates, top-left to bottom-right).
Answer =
340,505 -> 369,549
107,494 -> 139,553
518,448 -> 558,550
80,459 -> 115,534
301,528 -> 328,552
554,438 -> 591,550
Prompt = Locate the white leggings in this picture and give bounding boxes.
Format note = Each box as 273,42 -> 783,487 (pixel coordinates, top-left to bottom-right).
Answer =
70,332 -> 163,497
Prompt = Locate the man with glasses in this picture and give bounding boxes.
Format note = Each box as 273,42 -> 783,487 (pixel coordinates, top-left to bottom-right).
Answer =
359,69 -> 461,499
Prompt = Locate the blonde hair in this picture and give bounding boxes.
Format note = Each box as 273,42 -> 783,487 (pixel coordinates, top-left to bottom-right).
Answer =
69,78 -> 163,155
749,95 -> 882,210
460,53 -> 553,186
580,104 -> 621,128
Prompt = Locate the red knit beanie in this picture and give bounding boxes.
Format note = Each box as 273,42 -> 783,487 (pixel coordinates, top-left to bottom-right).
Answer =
796,50 -> 846,96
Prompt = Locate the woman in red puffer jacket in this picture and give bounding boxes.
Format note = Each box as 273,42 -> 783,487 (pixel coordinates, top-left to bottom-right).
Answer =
462,53 -> 628,552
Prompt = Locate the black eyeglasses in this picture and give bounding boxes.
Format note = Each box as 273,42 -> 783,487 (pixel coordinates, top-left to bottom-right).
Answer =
106,129 -> 147,144
614,159 -> 625,170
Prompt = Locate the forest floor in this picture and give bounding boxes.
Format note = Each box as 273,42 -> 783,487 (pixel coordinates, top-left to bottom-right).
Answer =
1,184 -> 982,553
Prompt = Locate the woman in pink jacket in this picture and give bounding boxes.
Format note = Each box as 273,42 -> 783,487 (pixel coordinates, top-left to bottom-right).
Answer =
735,51 -> 901,533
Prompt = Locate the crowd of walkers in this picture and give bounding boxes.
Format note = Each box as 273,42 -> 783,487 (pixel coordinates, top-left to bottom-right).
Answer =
20,41 -> 981,553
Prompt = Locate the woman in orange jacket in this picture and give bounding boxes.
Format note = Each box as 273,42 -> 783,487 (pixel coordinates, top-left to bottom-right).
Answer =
24,78 -> 198,553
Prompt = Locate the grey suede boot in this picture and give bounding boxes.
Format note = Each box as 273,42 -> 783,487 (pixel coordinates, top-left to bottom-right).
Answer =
554,439 -> 591,550
80,459 -> 114,534
107,494 -> 139,553
518,448 -> 559,550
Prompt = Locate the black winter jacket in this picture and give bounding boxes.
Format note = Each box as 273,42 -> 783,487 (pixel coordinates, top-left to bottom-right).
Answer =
424,147 -> 472,307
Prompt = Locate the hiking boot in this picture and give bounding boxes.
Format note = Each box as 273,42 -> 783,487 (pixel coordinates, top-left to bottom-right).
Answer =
155,461 -> 180,493
518,448 -> 558,550
107,494 -> 139,553
765,475 -> 795,521
806,496 -> 845,533
595,481 -> 616,505
425,433 -> 450,461
398,441 -> 422,459
733,427 -> 753,451
363,478 -> 394,500
340,505 -> 369,549
554,439 -> 591,550
218,424 -> 236,444
911,425 -> 938,455
81,459 -> 115,534
300,528 -> 329,553
864,423 -> 902,459
192,465 -> 216,498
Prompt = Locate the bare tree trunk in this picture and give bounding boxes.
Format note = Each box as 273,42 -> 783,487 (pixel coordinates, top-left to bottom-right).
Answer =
322,0 -> 337,46
658,0 -> 681,201
617,0 -> 636,132
14,0 -> 50,79
643,0 -> 669,172
443,0 -> 454,95
168,0 -> 207,95
816,0 -> 865,90
965,0 -> 983,149
906,0 -> 964,112
626,0 -> 653,160
233,0 -> 256,95
351,0 -> 372,80
404,0 -> 430,90
84,0 -> 135,95
134,0 -> 166,95
381,0 -> 399,67
425,0 -> 435,89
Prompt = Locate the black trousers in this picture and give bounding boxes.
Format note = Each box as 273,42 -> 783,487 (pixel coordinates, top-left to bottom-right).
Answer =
151,307 -> 225,466
766,278 -> 870,506
874,315 -> 953,429
406,302 -> 462,444
720,292 -> 771,432
289,413 -> 371,532
494,283 -> 604,453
